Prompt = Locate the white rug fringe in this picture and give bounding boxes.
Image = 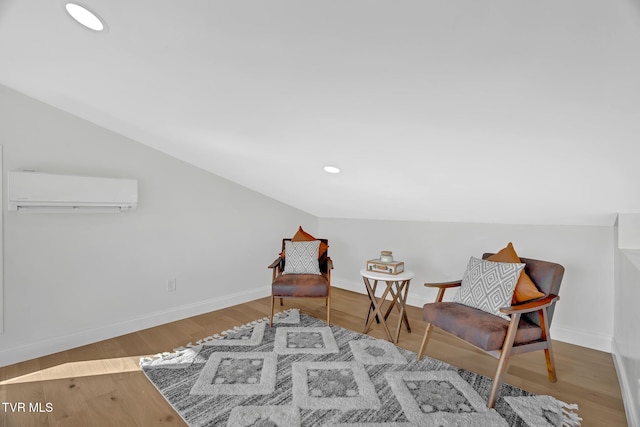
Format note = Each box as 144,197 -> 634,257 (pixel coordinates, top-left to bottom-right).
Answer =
559,400 -> 582,427
504,395 -> 582,427
139,309 -> 297,367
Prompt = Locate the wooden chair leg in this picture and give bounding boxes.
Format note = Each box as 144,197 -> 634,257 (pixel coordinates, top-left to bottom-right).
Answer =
539,308 -> 557,382
326,295 -> 331,326
270,296 -> 275,327
544,347 -> 557,382
417,323 -> 434,360
488,313 -> 521,408
279,297 -> 283,306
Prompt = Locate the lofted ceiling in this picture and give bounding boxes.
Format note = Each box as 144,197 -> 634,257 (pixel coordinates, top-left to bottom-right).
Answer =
1,0 -> 639,226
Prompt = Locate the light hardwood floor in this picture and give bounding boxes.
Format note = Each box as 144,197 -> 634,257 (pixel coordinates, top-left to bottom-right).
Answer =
0,288 -> 628,426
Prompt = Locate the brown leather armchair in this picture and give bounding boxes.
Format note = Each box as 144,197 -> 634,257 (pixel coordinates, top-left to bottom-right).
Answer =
417,253 -> 564,408
268,238 -> 333,327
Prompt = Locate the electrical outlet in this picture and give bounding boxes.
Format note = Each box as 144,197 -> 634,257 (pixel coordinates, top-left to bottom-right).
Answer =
167,278 -> 177,292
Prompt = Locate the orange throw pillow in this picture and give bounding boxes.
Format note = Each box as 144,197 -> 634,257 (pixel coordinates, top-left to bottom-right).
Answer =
282,226 -> 329,258
488,242 -> 545,304
292,226 -> 317,242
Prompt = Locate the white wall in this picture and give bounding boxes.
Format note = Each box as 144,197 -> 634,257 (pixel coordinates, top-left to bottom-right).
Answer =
613,214 -> 640,426
618,213 -> 640,250
0,147 -> 3,333
0,85 -> 317,367
320,217 -> 614,352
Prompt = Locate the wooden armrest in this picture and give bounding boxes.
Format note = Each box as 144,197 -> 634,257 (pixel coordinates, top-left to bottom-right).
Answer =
268,257 -> 283,269
425,280 -> 462,303
424,280 -> 462,289
499,294 -> 560,315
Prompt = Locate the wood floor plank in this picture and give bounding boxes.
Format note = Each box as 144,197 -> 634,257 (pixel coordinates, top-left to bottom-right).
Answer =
112,372 -> 183,426
83,386 -> 139,427
0,288 -> 627,426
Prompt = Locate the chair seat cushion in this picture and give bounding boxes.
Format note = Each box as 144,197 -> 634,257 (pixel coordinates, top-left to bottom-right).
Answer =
422,302 -> 542,351
272,274 -> 329,298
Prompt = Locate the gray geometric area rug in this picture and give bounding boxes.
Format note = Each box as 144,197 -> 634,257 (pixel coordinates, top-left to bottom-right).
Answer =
140,309 -> 581,427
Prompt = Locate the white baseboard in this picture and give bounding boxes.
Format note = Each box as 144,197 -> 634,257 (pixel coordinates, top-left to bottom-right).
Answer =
612,340 -> 639,427
0,286 -> 270,368
550,325 -> 612,353
332,276 -> 613,353
333,277 -> 370,298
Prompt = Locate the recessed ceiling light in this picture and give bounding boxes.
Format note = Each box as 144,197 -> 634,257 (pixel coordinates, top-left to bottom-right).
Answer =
323,166 -> 341,174
65,3 -> 105,31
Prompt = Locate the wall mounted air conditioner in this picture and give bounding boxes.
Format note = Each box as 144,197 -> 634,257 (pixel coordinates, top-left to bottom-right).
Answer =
8,171 -> 138,213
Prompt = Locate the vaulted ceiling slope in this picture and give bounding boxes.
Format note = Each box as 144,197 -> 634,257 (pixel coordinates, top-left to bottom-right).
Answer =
1,1 -> 639,226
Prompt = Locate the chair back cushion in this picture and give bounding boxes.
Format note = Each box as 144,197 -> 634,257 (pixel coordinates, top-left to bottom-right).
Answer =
483,253 -> 565,326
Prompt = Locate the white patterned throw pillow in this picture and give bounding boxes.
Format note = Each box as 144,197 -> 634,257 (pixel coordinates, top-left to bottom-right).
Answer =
283,240 -> 321,275
453,257 -> 525,320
